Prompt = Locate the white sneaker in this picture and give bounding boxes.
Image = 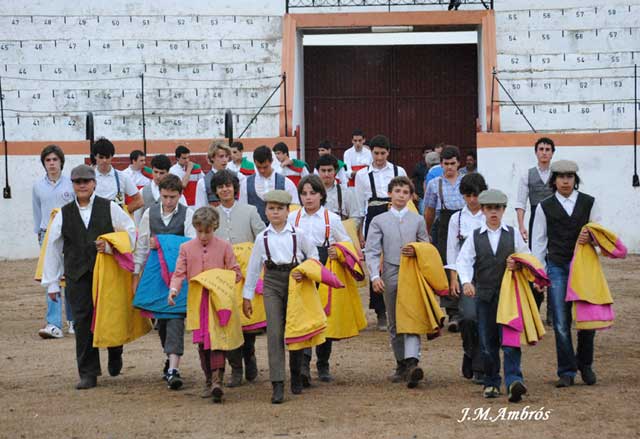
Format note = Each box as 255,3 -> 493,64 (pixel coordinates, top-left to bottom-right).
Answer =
38,324 -> 64,339
67,321 -> 75,335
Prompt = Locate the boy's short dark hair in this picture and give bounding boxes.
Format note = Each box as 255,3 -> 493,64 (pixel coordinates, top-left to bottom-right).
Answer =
297,175 -> 327,206
315,154 -> 339,171
129,150 -> 145,162
158,173 -> 183,193
175,145 -> 190,158
318,139 -> 332,150
230,141 -> 244,151
459,172 -> 487,196
388,176 -> 414,194
211,169 -> 240,197
273,142 -> 289,156
369,135 -> 390,151
549,172 -> 581,192
253,145 -> 273,163
150,154 -> 172,171
40,144 -> 65,170
535,137 -> 555,152
441,145 -> 461,162
466,151 -> 477,160
352,128 -> 364,138
92,138 -> 115,158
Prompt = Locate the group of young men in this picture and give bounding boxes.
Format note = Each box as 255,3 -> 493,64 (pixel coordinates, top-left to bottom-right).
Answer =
33,131 -> 604,404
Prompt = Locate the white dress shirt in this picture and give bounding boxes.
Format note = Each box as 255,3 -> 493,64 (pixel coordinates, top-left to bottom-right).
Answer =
226,161 -> 241,173
134,205 -> 196,274
287,206 -> 352,247
242,223 -> 318,299
94,166 -> 139,201
446,207 -> 485,271
456,222 -> 530,285
41,194 -> 137,293
324,183 -> 363,222
238,171 -> 300,204
514,165 -> 551,211
354,161 -> 407,216
343,146 -> 373,175
531,190 -> 602,266
122,166 -> 151,188
389,206 -> 409,220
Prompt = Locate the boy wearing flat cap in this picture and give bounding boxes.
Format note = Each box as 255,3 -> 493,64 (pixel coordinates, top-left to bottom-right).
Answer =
41,164 -> 136,390
456,189 -> 531,402
242,190 -> 318,404
532,160 -> 602,388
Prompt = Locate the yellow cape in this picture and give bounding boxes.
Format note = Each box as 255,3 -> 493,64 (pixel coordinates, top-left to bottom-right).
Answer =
34,208 -> 65,287
92,232 -> 151,347
186,269 -> 244,351
497,253 -> 546,346
233,242 -> 267,331
286,259 -> 344,351
567,222 -> 626,330
319,242 -> 367,339
396,242 -> 448,337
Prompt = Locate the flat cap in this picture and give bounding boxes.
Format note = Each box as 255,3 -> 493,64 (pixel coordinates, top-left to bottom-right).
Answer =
70,164 -> 96,181
478,189 -> 508,205
550,159 -> 579,174
425,151 -> 440,166
264,189 -> 292,205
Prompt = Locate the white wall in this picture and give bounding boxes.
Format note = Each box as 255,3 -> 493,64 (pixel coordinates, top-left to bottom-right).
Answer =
478,144 -> 640,253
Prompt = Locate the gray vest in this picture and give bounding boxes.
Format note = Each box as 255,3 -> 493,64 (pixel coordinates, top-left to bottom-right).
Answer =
527,167 -> 553,207
149,203 -> 187,236
473,226 -> 515,303
247,172 -> 285,224
142,185 -> 157,210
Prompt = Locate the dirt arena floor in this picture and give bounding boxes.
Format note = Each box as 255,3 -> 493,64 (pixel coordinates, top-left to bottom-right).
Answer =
1,256 -> 639,439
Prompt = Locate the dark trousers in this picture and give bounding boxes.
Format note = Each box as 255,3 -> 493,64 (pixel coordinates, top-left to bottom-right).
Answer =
227,332 -> 257,370
366,204 -> 388,316
65,272 -> 122,378
547,261 -> 596,378
459,293 -> 482,373
303,339 -> 333,372
476,294 -> 523,389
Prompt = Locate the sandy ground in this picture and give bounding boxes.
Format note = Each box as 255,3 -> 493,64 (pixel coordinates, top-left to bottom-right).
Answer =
1,256 -> 639,439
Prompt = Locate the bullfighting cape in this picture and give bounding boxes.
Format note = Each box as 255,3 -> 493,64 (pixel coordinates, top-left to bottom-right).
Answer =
186,269 -> 244,351
92,232 -> 152,347
34,208 -> 65,287
341,218 -> 368,289
133,234 -> 190,319
567,223 -> 627,330
233,242 -> 267,331
396,242 -> 448,338
497,253 -> 548,347
285,259 -> 344,351
318,242 -> 367,339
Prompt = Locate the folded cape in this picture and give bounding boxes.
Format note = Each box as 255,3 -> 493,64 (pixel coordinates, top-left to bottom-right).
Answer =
133,234 -> 190,319
186,268 -> 244,351
318,242 -> 367,340
567,222 -> 627,330
286,259 -> 344,350
497,253 -> 548,347
34,208 -> 65,287
396,243 -> 448,338
233,242 -> 267,331
92,232 -> 152,347
341,218 -> 368,289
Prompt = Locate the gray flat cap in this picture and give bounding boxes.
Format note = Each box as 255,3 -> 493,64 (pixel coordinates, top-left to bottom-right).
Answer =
70,164 -> 96,181
478,189 -> 508,205
425,151 -> 440,166
550,160 -> 579,174
264,189 -> 292,205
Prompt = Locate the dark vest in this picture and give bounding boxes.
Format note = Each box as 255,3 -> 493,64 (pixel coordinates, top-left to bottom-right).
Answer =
247,172 -> 285,224
473,226 -> 515,302
61,196 -> 114,282
527,167 -> 553,207
149,203 -> 187,236
540,192 -> 594,265
204,170 -> 220,203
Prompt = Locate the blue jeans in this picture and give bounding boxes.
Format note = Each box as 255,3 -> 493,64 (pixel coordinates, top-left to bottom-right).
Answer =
39,231 -> 73,328
547,260 -> 595,378
476,294 -> 523,389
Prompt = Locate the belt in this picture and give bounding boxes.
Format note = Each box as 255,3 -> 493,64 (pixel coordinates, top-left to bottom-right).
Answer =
264,261 -> 297,272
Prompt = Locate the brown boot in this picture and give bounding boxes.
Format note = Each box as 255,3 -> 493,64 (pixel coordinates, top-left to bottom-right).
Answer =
405,358 -> 424,389
211,369 -> 224,403
200,378 -> 213,398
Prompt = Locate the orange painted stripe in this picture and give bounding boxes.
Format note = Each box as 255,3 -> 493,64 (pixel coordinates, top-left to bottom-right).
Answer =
4,137 -> 298,156
477,131 -> 636,148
